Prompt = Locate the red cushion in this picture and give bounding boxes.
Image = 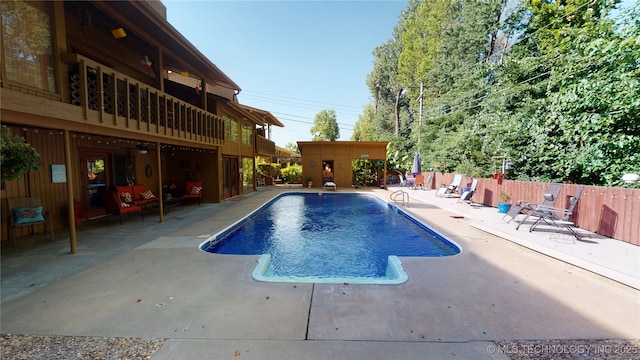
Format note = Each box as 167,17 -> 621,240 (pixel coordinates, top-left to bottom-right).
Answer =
132,185 -> 146,200
185,181 -> 202,197
120,204 -> 142,214
115,186 -> 131,195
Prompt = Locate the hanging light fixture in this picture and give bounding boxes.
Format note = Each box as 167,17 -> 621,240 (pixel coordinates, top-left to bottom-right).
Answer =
111,27 -> 127,39
137,144 -> 149,154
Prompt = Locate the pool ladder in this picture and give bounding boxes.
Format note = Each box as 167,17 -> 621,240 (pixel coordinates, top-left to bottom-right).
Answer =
390,189 -> 409,206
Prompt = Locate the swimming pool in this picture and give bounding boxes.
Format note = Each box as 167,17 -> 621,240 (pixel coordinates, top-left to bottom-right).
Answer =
200,192 -> 461,284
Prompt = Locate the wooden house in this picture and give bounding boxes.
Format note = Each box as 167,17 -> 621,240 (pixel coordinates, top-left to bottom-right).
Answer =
0,0 -> 282,248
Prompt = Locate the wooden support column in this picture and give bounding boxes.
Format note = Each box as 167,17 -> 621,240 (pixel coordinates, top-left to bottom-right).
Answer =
157,142 -> 164,222
64,130 -> 77,254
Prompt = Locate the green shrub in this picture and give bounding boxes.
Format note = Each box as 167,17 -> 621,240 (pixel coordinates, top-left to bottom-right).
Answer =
281,164 -> 302,183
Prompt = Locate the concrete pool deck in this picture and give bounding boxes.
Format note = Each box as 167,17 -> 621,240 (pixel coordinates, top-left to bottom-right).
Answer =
1,185 -> 639,359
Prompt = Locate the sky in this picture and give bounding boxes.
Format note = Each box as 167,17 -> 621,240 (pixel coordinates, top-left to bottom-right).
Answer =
164,0 -> 409,148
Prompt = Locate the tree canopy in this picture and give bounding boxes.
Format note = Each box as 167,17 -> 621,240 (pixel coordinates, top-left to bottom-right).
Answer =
356,0 -> 639,186
311,109 -> 340,141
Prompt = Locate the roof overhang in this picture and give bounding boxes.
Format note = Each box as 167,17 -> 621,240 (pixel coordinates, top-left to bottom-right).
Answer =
226,101 -> 265,125
238,104 -> 285,127
297,141 -> 389,159
92,1 -> 241,95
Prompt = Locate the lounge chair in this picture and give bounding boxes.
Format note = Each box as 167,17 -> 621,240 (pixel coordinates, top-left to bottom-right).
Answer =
323,181 -> 336,190
436,174 -> 463,197
528,186 -> 584,240
424,175 -> 433,190
504,183 -> 562,229
323,177 -> 336,190
458,179 -> 478,204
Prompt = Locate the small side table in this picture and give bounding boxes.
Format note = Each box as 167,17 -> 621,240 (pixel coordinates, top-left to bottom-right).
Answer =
162,196 -> 184,215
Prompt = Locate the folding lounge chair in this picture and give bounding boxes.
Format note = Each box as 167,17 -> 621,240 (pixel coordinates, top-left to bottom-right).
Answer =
323,181 -> 336,190
505,183 -> 562,230
436,174 -> 463,197
458,179 -> 478,204
323,177 -> 336,190
528,186 -> 584,240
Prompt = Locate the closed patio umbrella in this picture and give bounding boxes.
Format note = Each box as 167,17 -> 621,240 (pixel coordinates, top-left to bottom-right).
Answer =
411,152 -> 421,175
411,153 -> 422,175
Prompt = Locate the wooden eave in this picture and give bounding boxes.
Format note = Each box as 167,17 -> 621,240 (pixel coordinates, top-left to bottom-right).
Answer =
226,102 -> 266,126
91,1 -> 241,93
238,104 -> 285,128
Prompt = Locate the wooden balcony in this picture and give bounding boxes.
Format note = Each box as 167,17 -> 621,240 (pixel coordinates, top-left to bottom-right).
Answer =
256,134 -> 276,156
60,53 -> 224,147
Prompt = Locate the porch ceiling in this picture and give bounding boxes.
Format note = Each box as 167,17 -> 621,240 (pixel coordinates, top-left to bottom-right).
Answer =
92,1 -> 241,93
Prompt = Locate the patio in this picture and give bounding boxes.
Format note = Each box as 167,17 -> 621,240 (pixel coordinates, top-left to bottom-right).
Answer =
1,186 -> 638,359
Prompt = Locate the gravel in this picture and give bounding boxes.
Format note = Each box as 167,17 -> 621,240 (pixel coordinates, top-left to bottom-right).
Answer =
1,334 -> 164,360
2,334 -> 639,359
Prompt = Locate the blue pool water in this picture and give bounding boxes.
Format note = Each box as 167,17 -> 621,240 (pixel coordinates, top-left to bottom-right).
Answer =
200,192 -> 461,283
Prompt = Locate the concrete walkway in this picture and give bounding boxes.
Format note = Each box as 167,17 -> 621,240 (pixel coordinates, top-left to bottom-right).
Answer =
389,185 -> 640,290
1,185 -> 638,359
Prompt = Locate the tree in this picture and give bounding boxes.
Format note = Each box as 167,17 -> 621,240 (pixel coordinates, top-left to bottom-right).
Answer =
284,142 -> 300,154
310,109 -> 340,141
0,126 -> 41,182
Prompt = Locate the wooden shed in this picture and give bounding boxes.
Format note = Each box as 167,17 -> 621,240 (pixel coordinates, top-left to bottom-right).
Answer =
297,141 -> 389,188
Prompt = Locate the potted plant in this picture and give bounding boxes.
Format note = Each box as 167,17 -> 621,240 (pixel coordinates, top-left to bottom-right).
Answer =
498,191 -> 511,213
0,126 -> 41,183
306,176 -> 313,188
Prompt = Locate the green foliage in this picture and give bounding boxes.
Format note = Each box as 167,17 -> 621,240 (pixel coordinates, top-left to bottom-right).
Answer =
360,0 -> 639,187
280,164 -> 302,183
284,142 -> 300,154
310,109 -> 340,141
499,191 -> 511,203
386,145 -> 411,173
352,159 -> 384,186
0,126 -> 41,182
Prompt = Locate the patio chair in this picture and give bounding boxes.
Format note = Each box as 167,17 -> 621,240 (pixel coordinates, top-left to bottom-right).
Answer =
504,183 -> 562,230
528,186 -> 584,240
436,174 -> 463,197
458,179 -> 478,204
400,173 -> 415,188
424,174 -> 433,190
413,174 -> 425,190
105,191 -> 144,225
7,197 -> 54,246
184,181 -> 203,205
399,174 -> 407,187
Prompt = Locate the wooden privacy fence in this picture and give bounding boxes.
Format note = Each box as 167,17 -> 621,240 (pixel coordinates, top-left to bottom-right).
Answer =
421,172 -> 639,246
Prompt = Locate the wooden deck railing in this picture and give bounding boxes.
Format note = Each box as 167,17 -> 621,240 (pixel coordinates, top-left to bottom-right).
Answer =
255,134 -> 276,156
62,53 -> 224,147
422,172 -> 639,245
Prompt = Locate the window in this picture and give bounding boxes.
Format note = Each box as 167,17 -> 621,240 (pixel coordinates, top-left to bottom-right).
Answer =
1,0 -> 56,93
224,114 -> 238,141
242,123 -> 253,145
